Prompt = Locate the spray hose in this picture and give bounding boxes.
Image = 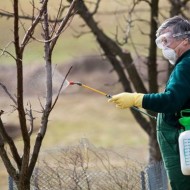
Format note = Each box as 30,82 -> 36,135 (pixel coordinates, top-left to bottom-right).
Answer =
69,81 -> 156,120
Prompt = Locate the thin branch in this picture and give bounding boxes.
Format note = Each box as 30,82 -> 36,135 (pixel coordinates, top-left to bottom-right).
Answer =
26,102 -> 35,136
0,9 -> 69,23
0,83 -> 17,105
20,0 -> 48,52
0,10 -> 14,18
27,15 -> 74,44
0,40 -> 17,61
51,66 -> 73,111
50,0 -> 78,51
0,49 -> 17,61
49,0 -> 64,38
91,0 -> 101,15
141,0 -> 151,6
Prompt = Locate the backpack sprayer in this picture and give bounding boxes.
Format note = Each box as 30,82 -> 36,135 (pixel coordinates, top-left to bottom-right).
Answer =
69,81 -> 156,120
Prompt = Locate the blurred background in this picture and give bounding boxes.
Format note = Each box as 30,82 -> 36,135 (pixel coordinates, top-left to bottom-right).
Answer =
0,0 -> 188,189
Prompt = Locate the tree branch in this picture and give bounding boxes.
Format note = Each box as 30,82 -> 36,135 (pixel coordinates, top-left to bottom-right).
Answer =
0,116 -> 21,170
0,136 -> 18,180
14,0 -> 30,182
25,102 -> 35,136
0,83 -> 17,105
50,0 -> 77,52
51,66 -> 73,111
0,41 -> 17,61
20,0 -> 48,52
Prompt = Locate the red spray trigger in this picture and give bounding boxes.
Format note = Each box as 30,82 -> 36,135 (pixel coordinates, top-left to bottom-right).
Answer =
69,81 -> 75,85
69,81 -> 82,86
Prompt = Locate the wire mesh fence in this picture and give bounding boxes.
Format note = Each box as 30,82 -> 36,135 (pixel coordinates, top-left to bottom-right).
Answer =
8,139 -> 168,190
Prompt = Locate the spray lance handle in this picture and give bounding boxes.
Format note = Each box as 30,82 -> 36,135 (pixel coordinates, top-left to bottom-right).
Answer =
69,81 -> 112,98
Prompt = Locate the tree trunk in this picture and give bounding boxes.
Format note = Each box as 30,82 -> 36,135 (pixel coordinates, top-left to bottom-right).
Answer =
16,177 -> 30,190
149,124 -> 162,163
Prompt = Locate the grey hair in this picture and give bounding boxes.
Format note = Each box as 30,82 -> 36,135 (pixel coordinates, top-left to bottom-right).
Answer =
156,16 -> 190,42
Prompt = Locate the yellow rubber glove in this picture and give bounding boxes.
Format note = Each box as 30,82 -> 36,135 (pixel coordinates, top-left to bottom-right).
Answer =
108,92 -> 144,109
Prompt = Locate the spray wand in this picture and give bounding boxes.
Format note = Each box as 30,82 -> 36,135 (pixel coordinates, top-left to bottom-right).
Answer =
70,81 -> 112,98
69,81 -> 156,120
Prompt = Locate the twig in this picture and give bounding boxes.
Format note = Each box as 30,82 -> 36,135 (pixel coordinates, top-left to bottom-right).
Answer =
0,41 -> 17,61
0,83 -> 17,105
51,66 -> 73,111
50,0 -> 78,51
26,102 -> 35,136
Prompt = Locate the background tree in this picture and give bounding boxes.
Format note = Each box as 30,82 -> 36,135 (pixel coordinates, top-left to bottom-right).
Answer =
0,0 -> 77,189
67,0 -> 190,163
168,0 -> 190,16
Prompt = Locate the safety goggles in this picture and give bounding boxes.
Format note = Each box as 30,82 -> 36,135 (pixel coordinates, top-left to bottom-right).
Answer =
155,32 -> 174,49
156,31 -> 190,49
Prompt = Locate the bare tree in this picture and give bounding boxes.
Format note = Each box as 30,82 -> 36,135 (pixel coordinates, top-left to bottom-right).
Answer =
168,0 -> 190,17
0,0 -> 77,189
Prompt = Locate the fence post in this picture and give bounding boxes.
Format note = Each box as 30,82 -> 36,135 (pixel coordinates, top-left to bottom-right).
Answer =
146,161 -> 168,190
140,171 -> 146,190
8,176 -> 14,190
33,168 -> 39,190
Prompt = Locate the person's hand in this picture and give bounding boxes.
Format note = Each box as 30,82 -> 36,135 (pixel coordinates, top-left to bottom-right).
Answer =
108,92 -> 144,109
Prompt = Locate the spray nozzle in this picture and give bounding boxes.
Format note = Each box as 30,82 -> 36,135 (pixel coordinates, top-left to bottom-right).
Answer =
69,81 -> 82,86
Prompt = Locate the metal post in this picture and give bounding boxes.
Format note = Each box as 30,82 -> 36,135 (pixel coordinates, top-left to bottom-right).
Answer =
8,176 -> 14,190
146,162 -> 168,190
33,168 -> 39,190
140,171 -> 146,190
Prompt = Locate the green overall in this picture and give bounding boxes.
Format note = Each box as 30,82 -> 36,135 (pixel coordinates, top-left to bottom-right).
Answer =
157,113 -> 190,190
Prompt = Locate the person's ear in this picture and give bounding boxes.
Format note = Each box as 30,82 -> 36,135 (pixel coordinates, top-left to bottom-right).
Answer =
183,38 -> 189,45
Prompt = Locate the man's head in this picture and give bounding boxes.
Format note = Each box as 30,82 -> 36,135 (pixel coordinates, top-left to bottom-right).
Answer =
156,16 -> 190,65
